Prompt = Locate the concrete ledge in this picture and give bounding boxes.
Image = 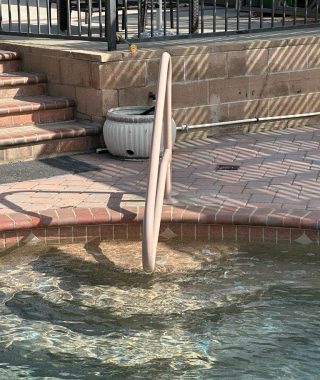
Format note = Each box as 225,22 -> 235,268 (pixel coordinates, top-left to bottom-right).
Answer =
1,28 -> 320,60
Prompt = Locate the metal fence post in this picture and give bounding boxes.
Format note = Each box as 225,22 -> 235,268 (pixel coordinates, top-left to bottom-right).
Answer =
106,0 -> 117,51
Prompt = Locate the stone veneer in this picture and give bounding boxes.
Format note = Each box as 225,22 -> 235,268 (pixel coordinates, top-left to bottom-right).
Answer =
1,32 -> 320,127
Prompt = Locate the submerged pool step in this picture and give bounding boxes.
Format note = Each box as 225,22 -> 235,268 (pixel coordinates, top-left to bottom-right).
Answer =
0,121 -> 103,163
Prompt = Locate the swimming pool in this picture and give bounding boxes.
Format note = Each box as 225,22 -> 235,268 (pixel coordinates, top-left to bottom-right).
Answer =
0,240 -> 319,379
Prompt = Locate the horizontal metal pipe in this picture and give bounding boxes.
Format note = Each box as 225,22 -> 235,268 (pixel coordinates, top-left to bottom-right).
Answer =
177,112 -> 320,131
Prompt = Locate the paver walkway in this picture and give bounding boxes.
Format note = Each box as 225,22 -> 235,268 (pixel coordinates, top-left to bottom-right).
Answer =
1,123 -> 320,230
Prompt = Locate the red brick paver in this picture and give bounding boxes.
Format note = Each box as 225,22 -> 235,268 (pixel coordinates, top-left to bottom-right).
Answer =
1,124 -> 320,232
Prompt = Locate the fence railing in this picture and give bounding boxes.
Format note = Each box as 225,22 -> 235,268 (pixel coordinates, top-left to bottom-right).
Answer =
0,0 -> 319,50
142,51 -> 173,273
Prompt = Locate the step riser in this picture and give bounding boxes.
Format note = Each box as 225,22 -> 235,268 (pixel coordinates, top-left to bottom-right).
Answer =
0,107 -> 74,127
0,60 -> 21,73
0,84 -> 47,98
0,135 -> 102,163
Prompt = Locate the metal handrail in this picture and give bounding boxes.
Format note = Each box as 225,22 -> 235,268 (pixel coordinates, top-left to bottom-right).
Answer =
142,52 -> 173,273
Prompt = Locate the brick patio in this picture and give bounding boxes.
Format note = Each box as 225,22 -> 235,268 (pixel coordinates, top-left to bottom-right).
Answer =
1,123 -> 320,236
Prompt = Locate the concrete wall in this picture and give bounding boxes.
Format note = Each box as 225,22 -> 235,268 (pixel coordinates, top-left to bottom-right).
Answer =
2,32 -> 320,127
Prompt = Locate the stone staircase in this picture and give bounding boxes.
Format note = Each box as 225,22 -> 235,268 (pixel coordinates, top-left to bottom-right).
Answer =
0,50 -> 102,163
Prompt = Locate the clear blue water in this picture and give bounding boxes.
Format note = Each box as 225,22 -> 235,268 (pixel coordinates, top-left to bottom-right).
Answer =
0,243 -> 319,379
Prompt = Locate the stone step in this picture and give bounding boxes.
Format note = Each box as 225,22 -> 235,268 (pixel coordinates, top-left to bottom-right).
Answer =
0,50 -> 21,73
0,72 -> 47,98
0,121 -> 103,163
0,96 -> 75,127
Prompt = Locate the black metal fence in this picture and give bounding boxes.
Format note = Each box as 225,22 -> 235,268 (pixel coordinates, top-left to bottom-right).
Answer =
0,0 -> 319,50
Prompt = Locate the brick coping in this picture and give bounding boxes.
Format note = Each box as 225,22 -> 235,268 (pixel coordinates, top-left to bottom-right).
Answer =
1,205 -> 319,233
1,29 -> 320,63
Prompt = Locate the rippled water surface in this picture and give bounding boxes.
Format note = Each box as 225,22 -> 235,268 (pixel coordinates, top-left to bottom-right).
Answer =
0,241 -> 320,379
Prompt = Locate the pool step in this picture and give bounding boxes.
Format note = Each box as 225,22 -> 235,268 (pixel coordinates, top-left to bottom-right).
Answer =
0,96 -> 76,128
0,50 -> 21,73
0,121 -> 103,163
0,72 -> 47,98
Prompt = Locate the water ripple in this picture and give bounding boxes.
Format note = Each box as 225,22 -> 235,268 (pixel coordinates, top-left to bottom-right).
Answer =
0,242 -> 319,379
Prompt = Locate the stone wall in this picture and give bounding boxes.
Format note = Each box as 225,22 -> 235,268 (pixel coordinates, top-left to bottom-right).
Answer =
2,32 -> 320,127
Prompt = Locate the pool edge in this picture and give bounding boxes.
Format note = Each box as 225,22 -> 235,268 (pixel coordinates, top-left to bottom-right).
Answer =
0,205 -> 319,250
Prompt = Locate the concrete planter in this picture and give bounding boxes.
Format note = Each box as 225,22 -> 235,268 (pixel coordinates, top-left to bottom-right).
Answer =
103,106 -> 176,159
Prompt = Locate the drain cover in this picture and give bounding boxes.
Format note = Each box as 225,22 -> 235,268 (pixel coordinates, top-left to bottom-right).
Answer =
216,164 -> 240,171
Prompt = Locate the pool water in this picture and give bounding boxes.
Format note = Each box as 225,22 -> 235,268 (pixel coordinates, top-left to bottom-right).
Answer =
0,240 -> 319,379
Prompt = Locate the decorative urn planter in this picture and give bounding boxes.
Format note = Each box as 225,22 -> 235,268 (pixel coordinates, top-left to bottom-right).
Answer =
103,106 -> 176,159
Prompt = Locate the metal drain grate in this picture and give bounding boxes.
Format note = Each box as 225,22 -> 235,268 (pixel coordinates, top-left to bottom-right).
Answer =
216,164 -> 240,171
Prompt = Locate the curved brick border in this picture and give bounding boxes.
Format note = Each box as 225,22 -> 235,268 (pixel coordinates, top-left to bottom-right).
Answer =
1,205 -> 320,232
1,205 -> 319,250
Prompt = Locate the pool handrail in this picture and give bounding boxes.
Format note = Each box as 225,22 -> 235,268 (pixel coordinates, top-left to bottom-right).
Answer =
142,52 -> 173,272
